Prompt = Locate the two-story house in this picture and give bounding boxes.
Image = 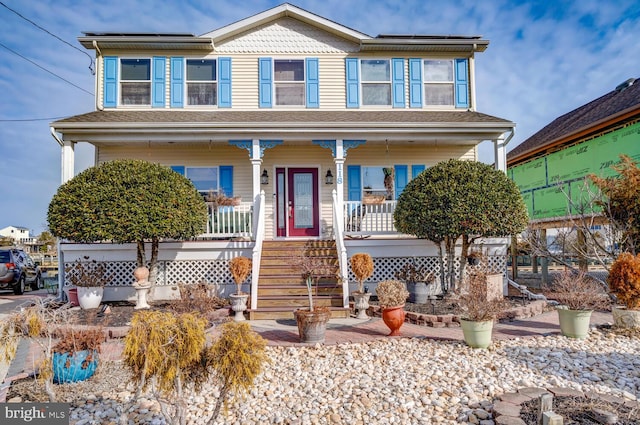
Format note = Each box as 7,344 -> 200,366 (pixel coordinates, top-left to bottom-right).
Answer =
51,3 -> 515,318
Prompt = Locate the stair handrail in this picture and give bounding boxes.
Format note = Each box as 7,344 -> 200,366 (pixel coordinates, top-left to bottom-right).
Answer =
332,189 -> 349,308
251,190 -> 266,311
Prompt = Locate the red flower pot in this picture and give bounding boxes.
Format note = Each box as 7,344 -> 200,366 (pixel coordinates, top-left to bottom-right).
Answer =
382,305 -> 405,336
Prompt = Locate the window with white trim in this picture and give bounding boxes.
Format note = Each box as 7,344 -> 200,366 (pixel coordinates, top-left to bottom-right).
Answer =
363,166 -> 394,200
274,59 -> 305,105
120,58 -> 151,105
187,59 -> 217,106
424,59 -> 454,106
361,59 -> 391,106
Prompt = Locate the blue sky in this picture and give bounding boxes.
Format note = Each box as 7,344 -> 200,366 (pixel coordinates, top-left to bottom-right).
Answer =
1,0 -> 639,236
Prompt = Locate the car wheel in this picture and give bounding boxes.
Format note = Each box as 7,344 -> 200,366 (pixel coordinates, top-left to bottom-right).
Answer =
31,273 -> 42,291
14,275 -> 25,295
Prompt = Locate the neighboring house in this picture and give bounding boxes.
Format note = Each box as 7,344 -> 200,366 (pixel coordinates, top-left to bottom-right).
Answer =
51,3 -> 515,318
507,77 -> 640,224
0,226 -> 30,244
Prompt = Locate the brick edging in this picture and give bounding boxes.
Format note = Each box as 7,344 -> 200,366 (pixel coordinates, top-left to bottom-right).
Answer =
364,300 -> 550,328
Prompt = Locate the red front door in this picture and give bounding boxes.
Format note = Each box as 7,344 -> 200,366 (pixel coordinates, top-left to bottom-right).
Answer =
276,168 -> 320,237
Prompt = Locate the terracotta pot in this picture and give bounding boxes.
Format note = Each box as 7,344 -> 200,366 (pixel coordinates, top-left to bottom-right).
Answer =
382,305 -> 405,336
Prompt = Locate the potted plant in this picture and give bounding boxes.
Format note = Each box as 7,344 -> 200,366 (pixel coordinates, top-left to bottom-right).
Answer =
544,270 -> 610,338
457,270 -> 509,348
375,279 -> 409,336
608,252 -> 640,329
395,260 -> 436,304
52,327 -> 104,384
350,253 -> 374,319
65,256 -> 112,309
229,256 -> 252,321
292,247 -> 338,343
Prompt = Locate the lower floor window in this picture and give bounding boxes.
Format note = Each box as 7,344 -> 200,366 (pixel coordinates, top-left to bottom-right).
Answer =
363,166 -> 394,200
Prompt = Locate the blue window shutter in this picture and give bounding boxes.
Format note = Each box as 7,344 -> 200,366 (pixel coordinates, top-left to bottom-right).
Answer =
259,58 -> 273,108
152,56 -> 166,108
455,58 -> 469,108
409,58 -> 422,108
170,57 -> 184,108
394,165 -> 408,199
392,58 -> 405,108
218,57 -> 232,108
411,165 -> 425,179
306,57 -> 319,108
347,165 -> 361,201
345,58 -> 359,108
170,166 -> 185,175
103,56 -> 118,108
220,166 -> 233,196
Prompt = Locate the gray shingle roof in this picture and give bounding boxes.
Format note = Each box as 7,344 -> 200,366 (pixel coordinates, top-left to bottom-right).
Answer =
508,78 -> 640,161
52,110 -> 511,126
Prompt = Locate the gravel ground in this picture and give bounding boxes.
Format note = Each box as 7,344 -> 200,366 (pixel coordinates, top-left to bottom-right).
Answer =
7,327 -> 640,424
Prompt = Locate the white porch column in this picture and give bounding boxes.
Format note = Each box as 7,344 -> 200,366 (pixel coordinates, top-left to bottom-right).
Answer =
493,135 -> 507,173
251,139 -> 262,199
335,139 -> 345,213
61,140 -> 75,183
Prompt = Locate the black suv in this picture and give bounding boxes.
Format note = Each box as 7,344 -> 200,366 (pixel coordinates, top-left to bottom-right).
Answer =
0,248 -> 43,294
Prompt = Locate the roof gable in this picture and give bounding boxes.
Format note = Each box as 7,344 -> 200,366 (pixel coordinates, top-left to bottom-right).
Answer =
202,3 -> 370,45
508,77 -> 640,162
215,17 -> 359,54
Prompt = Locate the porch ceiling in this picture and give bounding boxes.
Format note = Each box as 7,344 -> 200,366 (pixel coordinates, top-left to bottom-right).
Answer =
52,110 -> 514,145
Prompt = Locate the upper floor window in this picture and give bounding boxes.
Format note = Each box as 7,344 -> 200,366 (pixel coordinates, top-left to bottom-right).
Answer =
424,60 -> 454,106
187,59 -> 217,106
361,60 -> 391,106
274,59 -> 304,106
120,59 -> 151,105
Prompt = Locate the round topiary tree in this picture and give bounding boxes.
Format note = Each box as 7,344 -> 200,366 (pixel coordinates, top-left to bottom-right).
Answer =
47,159 -> 208,287
394,159 -> 528,292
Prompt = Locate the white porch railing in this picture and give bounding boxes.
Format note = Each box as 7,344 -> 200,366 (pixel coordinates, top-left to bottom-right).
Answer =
200,202 -> 253,238
343,200 -> 398,235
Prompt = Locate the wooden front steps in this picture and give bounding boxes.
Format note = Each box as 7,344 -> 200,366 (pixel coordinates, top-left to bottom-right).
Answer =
249,240 -> 349,320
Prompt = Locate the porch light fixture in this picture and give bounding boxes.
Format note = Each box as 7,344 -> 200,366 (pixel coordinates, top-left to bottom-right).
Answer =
325,169 -> 334,185
261,169 -> 269,185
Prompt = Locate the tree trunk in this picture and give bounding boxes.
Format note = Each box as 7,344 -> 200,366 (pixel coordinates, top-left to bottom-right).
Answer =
437,243 -> 446,294
445,236 -> 457,293
149,238 -> 159,286
459,235 -> 471,283
136,240 -> 146,268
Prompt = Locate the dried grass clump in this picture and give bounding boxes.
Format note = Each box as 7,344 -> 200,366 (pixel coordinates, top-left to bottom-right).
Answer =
350,253 -> 374,293
544,270 -> 610,311
608,252 -> 640,310
376,279 -> 409,308
65,256 -> 113,287
457,271 -> 509,321
395,261 -> 435,285
208,322 -> 269,420
169,282 -> 228,316
229,256 -> 252,294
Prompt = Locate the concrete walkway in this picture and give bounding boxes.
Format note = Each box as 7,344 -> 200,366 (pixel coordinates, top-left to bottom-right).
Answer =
0,309 -> 614,402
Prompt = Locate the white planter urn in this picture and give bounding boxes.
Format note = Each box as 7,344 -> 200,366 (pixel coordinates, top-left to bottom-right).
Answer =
133,266 -> 151,310
77,286 -> 104,310
612,306 -> 640,329
229,293 -> 249,321
352,292 -> 371,319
